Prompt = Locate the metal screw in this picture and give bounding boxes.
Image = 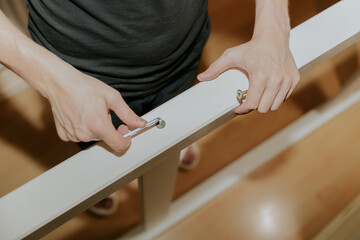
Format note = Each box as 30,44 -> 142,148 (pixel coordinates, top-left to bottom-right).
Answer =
157,118 -> 166,129
237,89 -> 247,101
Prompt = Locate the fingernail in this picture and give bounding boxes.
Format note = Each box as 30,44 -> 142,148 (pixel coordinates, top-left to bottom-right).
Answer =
138,118 -> 147,126
198,73 -> 206,79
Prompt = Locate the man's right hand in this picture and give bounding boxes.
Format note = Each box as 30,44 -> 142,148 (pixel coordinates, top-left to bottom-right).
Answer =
0,10 -> 146,153
44,63 -> 147,152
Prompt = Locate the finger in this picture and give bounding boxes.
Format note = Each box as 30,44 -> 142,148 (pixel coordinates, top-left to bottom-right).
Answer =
98,120 -> 131,153
258,86 -> 280,113
286,71 -> 300,100
66,132 -> 79,142
234,81 -> 265,114
63,127 -> 80,142
59,120 -> 81,142
285,81 -> 298,100
271,84 -> 291,111
198,49 -> 239,81
54,119 -> 69,142
108,92 -> 147,129
117,124 -> 130,136
51,105 -> 78,141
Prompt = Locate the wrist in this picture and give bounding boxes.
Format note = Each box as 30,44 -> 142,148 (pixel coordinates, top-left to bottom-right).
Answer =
9,38 -> 56,97
3,35 -> 72,99
0,11 -> 67,98
253,0 -> 291,42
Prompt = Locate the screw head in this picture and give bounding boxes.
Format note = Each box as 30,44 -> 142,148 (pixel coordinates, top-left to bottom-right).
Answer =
237,89 -> 244,100
156,119 -> 166,129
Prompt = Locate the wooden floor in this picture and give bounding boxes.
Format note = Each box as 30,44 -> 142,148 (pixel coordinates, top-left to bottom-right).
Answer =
314,194 -> 360,240
157,84 -> 360,240
1,0 -> 360,239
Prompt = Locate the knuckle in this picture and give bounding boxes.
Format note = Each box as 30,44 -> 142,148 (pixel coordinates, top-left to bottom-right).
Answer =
88,119 -> 104,134
76,131 -> 93,142
223,48 -> 235,58
271,72 -> 284,87
271,78 -> 283,88
121,106 -> 133,118
273,70 -> 283,80
107,90 -> 121,102
254,71 -> 267,82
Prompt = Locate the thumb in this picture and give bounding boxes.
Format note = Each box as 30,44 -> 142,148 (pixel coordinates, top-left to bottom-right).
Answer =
198,50 -> 237,81
108,92 -> 147,129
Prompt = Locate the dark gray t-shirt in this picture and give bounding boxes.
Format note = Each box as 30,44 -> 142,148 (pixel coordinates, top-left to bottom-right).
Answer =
26,0 -> 210,98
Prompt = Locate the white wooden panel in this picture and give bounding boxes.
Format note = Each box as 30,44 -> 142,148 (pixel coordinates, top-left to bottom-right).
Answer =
139,150 -> 180,229
122,70 -> 360,240
291,0 -> 360,72
0,0 -> 359,239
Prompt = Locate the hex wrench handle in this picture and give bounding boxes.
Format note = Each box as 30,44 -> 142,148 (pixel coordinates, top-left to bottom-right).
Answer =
123,117 -> 166,138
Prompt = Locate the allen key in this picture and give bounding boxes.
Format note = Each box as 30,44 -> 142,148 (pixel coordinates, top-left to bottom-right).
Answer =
123,117 -> 166,138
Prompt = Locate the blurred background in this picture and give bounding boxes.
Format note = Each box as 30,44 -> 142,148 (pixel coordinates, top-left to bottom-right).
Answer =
0,0 -> 359,239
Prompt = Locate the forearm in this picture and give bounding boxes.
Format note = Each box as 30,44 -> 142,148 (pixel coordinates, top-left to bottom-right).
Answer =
0,10 -> 68,98
253,0 -> 291,41
0,11 -> 146,150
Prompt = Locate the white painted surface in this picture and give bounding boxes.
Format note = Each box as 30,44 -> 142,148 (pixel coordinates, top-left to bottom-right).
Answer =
122,70 -> 360,240
139,151 -> 180,229
0,55 -> 249,240
291,0 -> 360,71
0,0 -> 359,239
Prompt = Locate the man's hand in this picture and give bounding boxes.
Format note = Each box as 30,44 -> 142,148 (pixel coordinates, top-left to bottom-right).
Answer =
0,10 -> 146,153
198,0 -> 300,114
45,64 -> 147,152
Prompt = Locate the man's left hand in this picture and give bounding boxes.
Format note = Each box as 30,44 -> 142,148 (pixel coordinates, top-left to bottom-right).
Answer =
198,34 -> 300,114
